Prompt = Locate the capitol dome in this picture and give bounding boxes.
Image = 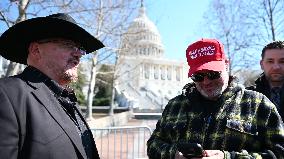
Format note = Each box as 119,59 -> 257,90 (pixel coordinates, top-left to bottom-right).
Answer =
116,4 -> 188,110
121,6 -> 164,57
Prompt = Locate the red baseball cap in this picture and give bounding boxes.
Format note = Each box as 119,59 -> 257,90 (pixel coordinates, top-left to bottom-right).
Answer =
186,38 -> 228,77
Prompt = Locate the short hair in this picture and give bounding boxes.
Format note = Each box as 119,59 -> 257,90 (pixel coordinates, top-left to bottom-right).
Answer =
261,41 -> 284,59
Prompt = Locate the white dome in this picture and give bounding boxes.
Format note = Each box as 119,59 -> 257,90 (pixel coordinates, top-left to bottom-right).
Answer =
130,7 -> 160,37
121,6 -> 164,58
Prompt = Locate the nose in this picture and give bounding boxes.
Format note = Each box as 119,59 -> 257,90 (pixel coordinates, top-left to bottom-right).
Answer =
272,63 -> 281,69
201,76 -> 212,85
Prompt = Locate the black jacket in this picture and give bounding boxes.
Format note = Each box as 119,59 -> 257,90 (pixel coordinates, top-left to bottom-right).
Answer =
246,73 -> 284,119
0,67 -> 100,159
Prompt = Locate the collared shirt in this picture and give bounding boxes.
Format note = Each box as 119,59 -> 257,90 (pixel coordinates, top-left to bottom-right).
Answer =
271,87 -> 281,109
26,66 -> 94,159
147,82 -> 284,159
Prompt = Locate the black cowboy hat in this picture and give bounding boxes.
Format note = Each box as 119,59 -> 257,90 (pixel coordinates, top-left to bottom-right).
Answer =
0,13 -> 104,64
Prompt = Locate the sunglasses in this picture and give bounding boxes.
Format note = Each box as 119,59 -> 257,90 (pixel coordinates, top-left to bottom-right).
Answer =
191,71 -> 222,82
37,39 -> 87,55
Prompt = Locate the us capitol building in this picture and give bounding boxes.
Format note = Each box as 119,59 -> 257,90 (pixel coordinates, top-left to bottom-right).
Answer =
0,5 -> 190,111
115,5 -> 189,111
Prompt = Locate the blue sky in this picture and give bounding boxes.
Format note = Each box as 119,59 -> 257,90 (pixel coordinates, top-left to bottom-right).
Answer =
144,0 -> 211,61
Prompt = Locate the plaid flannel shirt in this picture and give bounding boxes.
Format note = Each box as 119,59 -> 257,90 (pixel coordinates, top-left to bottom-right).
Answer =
147,82 -> 284,159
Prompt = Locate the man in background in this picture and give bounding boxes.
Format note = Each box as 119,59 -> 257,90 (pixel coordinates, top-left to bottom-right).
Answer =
247,40 -> 284,119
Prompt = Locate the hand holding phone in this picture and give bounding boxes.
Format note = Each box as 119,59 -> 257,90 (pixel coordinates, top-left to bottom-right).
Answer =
177,142 -> 204,158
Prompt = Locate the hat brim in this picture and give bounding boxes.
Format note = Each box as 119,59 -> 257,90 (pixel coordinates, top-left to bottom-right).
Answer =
188,60 -> 226,77
0,17 -> 104,64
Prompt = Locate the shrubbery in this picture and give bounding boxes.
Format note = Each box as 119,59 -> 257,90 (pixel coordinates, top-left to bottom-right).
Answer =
93,97 -> 111,106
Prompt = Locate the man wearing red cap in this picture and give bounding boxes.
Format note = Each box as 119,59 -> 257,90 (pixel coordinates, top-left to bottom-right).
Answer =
147,38 -> 284,159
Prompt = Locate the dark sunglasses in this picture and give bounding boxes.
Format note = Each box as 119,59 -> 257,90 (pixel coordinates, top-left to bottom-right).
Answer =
191,71 -> 222,82
37,39 -> 86,55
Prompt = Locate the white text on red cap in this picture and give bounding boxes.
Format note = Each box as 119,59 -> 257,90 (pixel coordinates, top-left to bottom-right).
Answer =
189,45 -> 216,59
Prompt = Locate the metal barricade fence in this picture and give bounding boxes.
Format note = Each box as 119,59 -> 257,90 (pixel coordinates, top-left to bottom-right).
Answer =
91,126 -> 152,159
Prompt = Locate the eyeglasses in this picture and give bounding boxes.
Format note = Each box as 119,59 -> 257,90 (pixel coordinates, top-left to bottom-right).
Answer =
37,39 -> 86,55
191,71 -> 222,82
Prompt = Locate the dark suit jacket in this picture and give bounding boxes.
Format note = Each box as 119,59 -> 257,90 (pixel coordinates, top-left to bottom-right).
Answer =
246,73 -> 284,119
0,68 -> 100,159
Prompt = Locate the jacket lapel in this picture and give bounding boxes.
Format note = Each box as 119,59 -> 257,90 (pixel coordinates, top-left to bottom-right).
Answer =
30,81 -> 87,159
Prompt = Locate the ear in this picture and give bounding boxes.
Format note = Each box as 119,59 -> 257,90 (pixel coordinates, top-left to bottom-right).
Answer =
260,60 -> 264,70
28,42 -> 41,61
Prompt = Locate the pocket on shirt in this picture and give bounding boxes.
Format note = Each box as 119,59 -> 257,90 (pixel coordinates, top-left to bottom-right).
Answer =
225,119 -> 258,136
31,132 -> 65,145
224,119 -> 259,150
30,118 -> 66,145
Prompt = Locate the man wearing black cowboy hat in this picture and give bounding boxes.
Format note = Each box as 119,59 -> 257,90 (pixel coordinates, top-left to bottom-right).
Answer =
0,13 -> 104,159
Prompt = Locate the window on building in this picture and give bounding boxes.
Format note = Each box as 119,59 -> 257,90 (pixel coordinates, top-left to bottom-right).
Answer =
176,67 -> 180,81
167,67 -> 172,80
144,64 -> 149,79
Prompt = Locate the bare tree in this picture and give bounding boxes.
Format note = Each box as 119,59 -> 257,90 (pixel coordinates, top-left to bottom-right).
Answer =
74,0 -> 141,120
203,0 -> 284,85
0,0 -> 141,120
0,0 -> 77,76
245,0 -> 284,43
204,0 -> 258,73
204,0 -> 284,75
234,69 -> 261,87
1,0 -> 29,76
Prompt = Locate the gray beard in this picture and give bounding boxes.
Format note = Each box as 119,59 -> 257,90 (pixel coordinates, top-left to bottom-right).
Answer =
198,81 -> 228,100
197,73 -> 229,100
61,72 -> 78,83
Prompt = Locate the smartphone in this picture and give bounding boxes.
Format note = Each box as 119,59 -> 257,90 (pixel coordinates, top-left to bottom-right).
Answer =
177,143 -> 204,158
